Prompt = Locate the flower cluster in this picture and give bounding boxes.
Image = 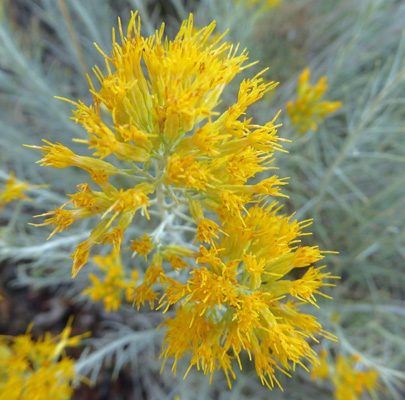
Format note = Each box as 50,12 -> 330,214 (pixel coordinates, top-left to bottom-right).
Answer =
287,68 -> 343,134
28,12 -> 337,389
0,171 -> 47,213
0,319 -> 88,400
311,350 -> 381,400
82,253 -> 138,312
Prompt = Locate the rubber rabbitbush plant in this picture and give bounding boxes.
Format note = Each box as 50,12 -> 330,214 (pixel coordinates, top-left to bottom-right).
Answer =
27,11 -> 337,390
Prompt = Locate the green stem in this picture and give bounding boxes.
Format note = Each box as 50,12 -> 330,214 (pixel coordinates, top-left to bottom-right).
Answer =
314,71 -> 405,216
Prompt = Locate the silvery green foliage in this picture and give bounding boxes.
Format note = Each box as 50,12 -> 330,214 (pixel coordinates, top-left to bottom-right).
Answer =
1,0 -> 404,399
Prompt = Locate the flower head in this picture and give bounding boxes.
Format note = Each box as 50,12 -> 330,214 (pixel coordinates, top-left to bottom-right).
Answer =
82,253 -> 138,312
28,12 -> 337,390
127,232 -> 154,261
0,171 -> 47,213
0,319 -> 89,400
159,202 -> 338,389
311,350 -> 381,400
287,68 -> 343,134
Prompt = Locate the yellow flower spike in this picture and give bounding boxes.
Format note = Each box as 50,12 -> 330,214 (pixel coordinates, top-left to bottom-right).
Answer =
166,152 -> 216,191
190,199 -> 228,248
215,190 -> 251,225
0,319 -> 89,400
297,68 -> 311,95
102,185 -> 152,219
82,253 -> 138,311
179,122 -> 232,156
142,17 -> 248,144
223,147 -> 272,185
251,175 -> 289,197
52,316 -> 91,359
158,193 -> 336,388
291,246 -> 324,268
195,245 -> 227,273
100,226 -> 126,253
143,253 -> 165,286
71,240 -> 93,277
288,266 -> 338,307
24,140 -> 121,176
71,218 -> 115,277
24,140 -> 79,169
132,282 -> 160,311
31,207 -> 93,239
194,218 -> 227,247
312,76 -> 328,101
27,11 -> 338,390
287,68 -> 343,134
311,350 -> 382,400
159,307 -> 219,375
242,253 -> 269,289
133,253 -> 167,310
127,232 -> 154,261
66,183 -> 98,209
71,101 -> 152,162
0,171 -> 48,212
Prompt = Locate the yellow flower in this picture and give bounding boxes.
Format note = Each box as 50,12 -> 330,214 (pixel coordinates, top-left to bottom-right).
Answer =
159,201 -> 338,389
0,319 -> 89,400
27,11 -> 337,390
242,253 -> 270,289
0,171 -> 47,213
311,350 -> 381,400
82,253 -> 138,312
133,253 -> 165,310
32,207 -> 93,239
26,140 -> 120,174
190,199 -> 227,248
127,232 -> 154,260
166,152 -> 215,191
287,68 -> 343,134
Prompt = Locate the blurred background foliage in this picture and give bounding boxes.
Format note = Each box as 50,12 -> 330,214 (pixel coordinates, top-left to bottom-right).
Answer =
0,0 -> 404,399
